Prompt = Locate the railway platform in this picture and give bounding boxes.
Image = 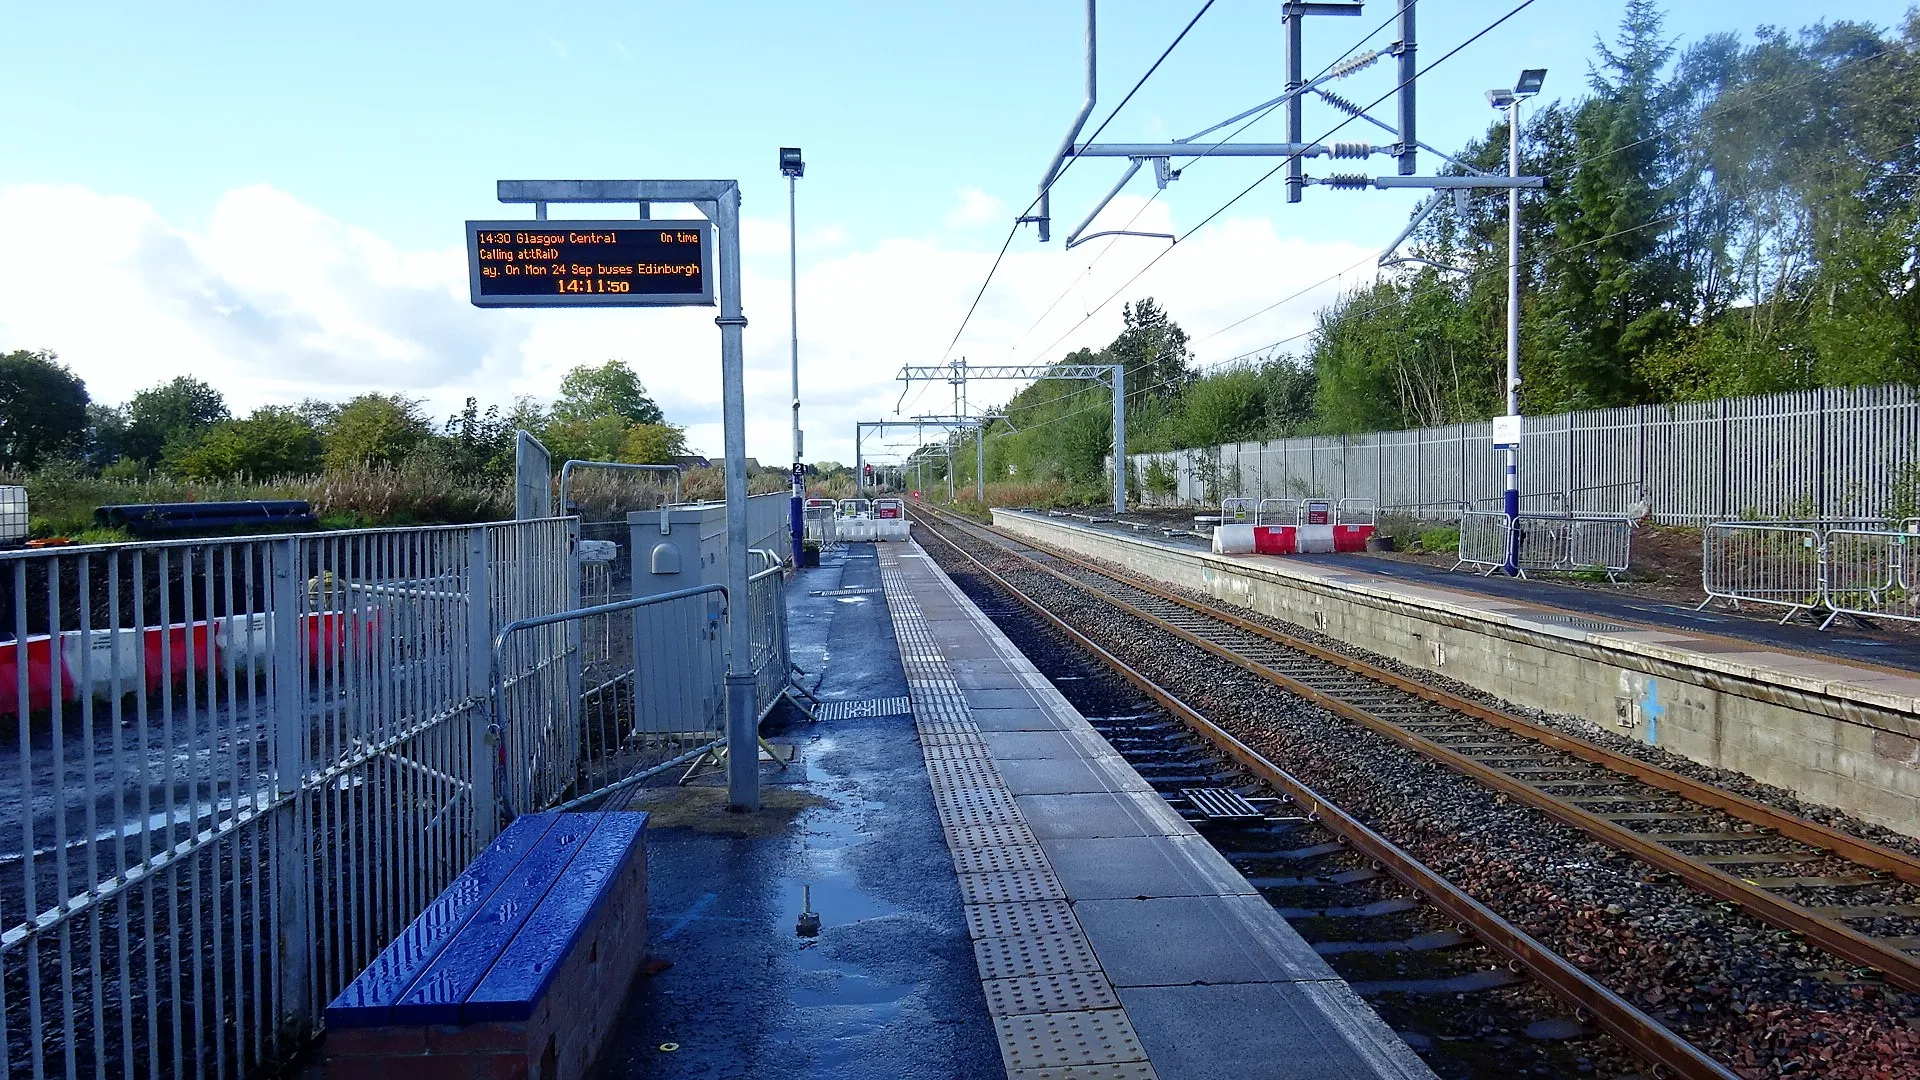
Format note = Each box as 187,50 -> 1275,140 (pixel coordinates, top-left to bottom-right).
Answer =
591,539 -> 1434,1079
992,508 -> 1920,838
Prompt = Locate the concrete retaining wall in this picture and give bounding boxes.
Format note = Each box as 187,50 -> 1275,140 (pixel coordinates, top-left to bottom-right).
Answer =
993,510 -> 1920,837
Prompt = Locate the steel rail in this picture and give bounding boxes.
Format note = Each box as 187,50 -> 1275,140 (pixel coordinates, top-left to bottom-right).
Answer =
911,505 -> 1920,994
910,509 -> 1738,1080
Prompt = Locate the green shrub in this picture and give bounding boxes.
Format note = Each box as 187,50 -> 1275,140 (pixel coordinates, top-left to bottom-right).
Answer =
1418,526 -> 1460,553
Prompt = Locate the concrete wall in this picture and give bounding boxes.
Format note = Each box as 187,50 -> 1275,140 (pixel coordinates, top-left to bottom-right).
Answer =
994,510 -> 1920,837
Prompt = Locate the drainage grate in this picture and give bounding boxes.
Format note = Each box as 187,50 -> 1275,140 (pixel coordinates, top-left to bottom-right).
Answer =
809,586 -> 883,597
1530,614 -> 1632,633
813,695 -> 912,721
1180,787 -> 1266,822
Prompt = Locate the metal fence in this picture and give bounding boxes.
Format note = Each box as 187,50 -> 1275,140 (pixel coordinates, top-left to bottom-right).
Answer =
1132,384 -> 1920,525
1455,512 -> 1635,581
0,519 -> 580,1078
1703,521 -> 1920,627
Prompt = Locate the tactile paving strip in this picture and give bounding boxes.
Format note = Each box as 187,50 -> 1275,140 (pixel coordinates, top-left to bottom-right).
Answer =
944,820 -> 1039,850
926,757 -> 1006,794
959,867 -> 1066,905
973,931 -> 1103,981
1009,1062 -> 1159,1080
982,971 -> 1121,1018
994,1009 -> 1148,1071
953,845 -> 1054,879
878,544 -> 1155,1078
932,787 -> 1023,830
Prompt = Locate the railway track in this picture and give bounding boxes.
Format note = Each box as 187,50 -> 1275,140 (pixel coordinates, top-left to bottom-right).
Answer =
908,503 -> 1920,1079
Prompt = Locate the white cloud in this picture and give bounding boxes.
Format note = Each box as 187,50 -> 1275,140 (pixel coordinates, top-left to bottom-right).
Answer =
942,186 -> 1004,230
0,183 -> 1371,467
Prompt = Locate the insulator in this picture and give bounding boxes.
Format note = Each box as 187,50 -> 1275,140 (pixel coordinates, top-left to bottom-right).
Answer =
1327,49 -> 1379,80
1318,89 -> 1366,117
1330,142 -> 1372,159
1322,173 -> 1373,190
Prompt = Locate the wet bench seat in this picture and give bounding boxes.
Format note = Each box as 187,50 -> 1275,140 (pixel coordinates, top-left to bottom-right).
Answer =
322,811 -> 650,1080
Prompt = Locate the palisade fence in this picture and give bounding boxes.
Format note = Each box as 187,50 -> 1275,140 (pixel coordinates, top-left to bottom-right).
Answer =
0,509 -> 788,1078
1129,385 -> 1920,525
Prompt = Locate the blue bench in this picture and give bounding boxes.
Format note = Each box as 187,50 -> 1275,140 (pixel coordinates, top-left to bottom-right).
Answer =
323,811 -> 649,1080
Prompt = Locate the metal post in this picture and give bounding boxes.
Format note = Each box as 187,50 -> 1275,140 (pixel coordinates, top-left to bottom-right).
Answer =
788,172 -> 805,559
976,422 -> 986,503
465,529 -> 497,843
1111,364 -> 1126,513
268,538 -> 312,1031
1503,97 -> 1522,575
855,425 -> 864,498
714,184 -> 759,812
946,436 -> 955,504
1396,0 -> 1418,176
1284,8 -> 1303,204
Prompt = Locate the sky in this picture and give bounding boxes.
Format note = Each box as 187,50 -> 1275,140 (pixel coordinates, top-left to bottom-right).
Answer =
1,1 -> 1912,466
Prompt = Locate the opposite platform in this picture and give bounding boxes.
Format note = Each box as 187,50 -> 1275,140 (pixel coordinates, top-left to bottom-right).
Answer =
996,508 -> 1920,836
877,542 -> 1436,1080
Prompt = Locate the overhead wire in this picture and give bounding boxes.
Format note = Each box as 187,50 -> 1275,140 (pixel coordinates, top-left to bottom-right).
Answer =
931,0 -> 1219,370
1004,2 -> 1415,361
1001,4 -> 1898,445
1022,0 -> 1541,367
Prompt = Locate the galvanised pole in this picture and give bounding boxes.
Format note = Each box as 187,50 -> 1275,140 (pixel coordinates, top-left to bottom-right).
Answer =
1111,364 -> 1126,514
1503,97 -> 1522,576
788,171 -> 805,560
715,183 -> 760,812
976,422 -> 986,503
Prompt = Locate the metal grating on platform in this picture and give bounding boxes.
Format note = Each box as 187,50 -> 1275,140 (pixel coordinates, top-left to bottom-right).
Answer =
810,586 -> 883,597
1530,613 -> 1633,633
982,971 -> 1121,1018
814,695 -> 913,721
1180,786 -> 1266,822
994,1010 -> 1150,1071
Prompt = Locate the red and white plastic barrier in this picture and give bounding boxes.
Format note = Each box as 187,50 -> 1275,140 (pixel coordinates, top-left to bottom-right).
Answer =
1213,523 -> 1375,556
0,611 -> 376,716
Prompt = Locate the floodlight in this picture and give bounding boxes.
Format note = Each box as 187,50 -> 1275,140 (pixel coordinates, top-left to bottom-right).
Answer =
779,147 -> 805,178
1485,88 -> 1517,109
1514,68 -> 1547,96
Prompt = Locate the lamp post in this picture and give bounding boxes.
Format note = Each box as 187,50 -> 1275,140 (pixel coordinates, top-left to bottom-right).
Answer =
780,147 -> 806,559
1485,69 -> 1545,576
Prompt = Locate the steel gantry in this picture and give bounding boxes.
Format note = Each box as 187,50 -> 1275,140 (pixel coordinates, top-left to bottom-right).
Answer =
855,414 -> 1003,504
896,361 -> 1126,513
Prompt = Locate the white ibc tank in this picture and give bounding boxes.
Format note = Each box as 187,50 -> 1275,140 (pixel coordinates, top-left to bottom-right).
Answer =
1212,524 -> 1257,554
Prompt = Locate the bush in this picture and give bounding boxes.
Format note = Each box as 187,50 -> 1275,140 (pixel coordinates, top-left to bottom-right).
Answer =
1418,526 -> 1460,554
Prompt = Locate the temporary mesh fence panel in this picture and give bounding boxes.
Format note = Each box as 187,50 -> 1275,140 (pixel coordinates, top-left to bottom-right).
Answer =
1133,385 -> 1920,523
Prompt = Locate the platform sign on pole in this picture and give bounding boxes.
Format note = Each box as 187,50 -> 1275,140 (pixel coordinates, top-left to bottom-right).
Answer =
465,220 -> 714,307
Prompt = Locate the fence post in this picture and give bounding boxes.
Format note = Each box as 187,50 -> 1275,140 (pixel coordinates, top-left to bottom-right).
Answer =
1815,386 -> 1828,519
466,528 -> 499,847
268,537 -> 312,1039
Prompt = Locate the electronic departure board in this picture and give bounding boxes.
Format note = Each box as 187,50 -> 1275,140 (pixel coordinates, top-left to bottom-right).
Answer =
465,219 -> 714,307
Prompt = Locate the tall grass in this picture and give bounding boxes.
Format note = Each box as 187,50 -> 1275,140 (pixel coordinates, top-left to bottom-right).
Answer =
7,461 -> 512,540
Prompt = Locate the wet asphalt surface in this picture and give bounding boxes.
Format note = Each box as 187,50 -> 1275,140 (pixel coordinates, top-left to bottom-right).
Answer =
591,545 -> 1002,1079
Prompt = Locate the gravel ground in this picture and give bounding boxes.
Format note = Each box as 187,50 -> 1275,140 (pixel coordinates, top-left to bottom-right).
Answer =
917,517 -> 1920,1080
